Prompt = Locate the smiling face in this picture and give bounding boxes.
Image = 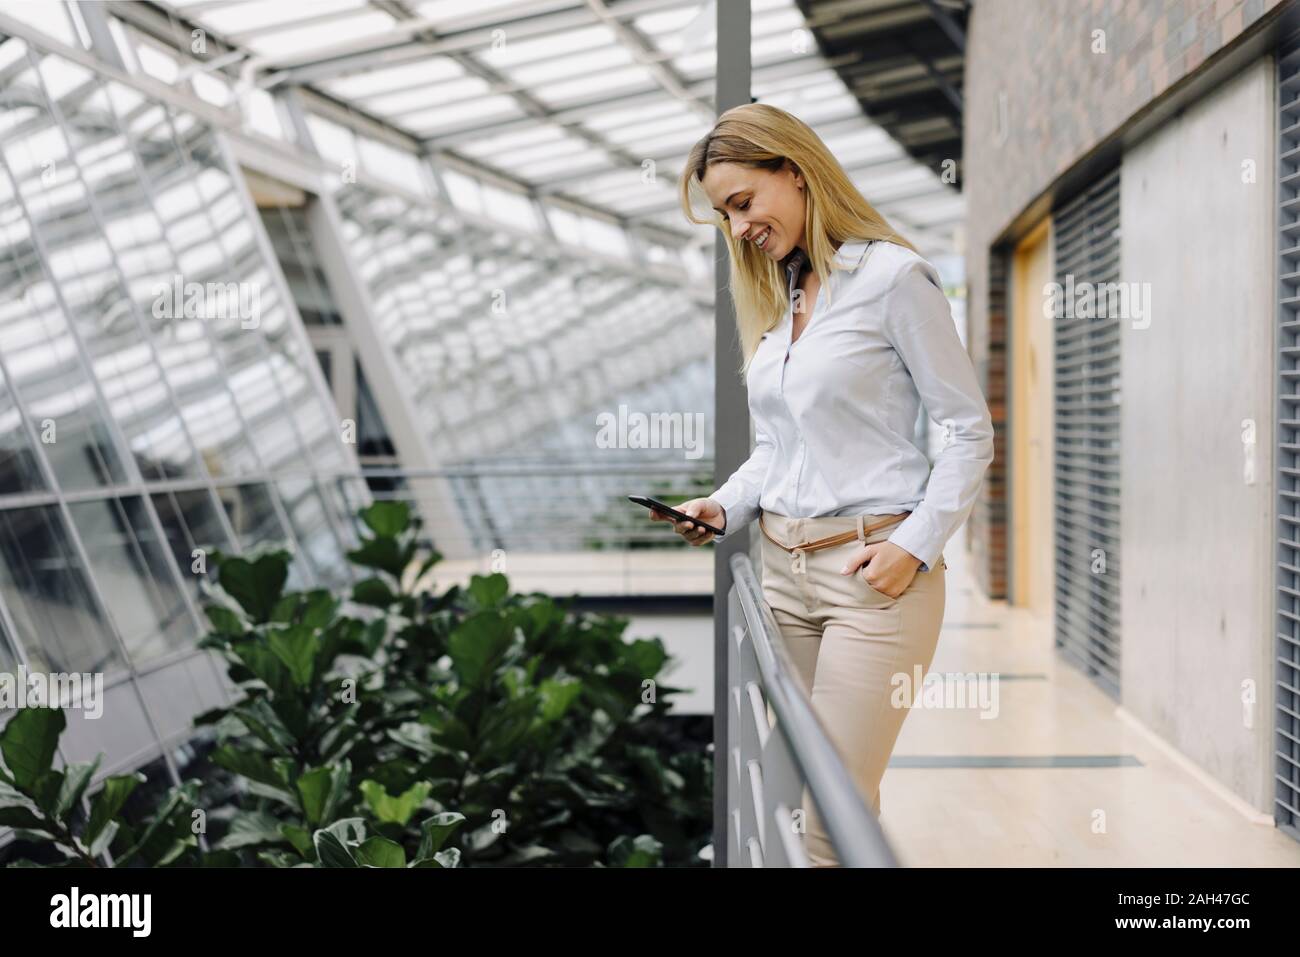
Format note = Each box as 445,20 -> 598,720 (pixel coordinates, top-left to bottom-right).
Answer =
701,160 -> 807,261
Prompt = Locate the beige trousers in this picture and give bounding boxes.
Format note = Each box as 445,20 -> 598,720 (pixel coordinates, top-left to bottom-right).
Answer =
758,510 -> 946,867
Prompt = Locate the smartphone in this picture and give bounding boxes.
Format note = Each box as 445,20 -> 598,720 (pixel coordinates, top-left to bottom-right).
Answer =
628,495 -> 725,537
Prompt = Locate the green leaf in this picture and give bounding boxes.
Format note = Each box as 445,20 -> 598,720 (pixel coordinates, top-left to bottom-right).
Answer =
204,605 -> 246,635
296,767 -> 332,827
359,779 -> 431,827
56,756 -> 100,817
360,501 -> 411,538
113,781 -> 199,868
323,817 -> 367,845
351,578 -> 397,608
347,538 -> 410,579
210,746 -> 291,793
0,805 -> 48,832
201,850 -> 242,868
215,810 -> 287,850
279,590 -> 339,630
267,625 -> 319,687
313,829 -> 357,867
608,834 -> 663,867
231,698 -> 296,753
231,641 -> 290,696
623,638 -> 669,681
0,707 -> 65,791
296,760 -> 350,827
386,722 -> 457,760
88,819 -> 119,858
467,573 -> 509,609
410,847 -> 461,868
217,552 -> 290,623
538,677 -> 583,722
416,811 -> 466,860
256,849 -> 299,868
280,824 -> 313,858
447,612 -> 514,685
28,769 -> 64,815
354,836 -> 406,868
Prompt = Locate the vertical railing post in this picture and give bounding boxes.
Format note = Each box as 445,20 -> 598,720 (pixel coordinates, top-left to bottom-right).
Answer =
712,0 -> 752,871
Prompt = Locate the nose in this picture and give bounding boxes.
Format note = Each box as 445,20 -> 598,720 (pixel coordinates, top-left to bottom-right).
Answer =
730,217 -> 751,242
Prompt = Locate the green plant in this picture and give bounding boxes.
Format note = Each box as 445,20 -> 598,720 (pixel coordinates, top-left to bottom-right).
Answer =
0,708 -> 203,867
334,501 -> 711,865
1,499 -> 712,868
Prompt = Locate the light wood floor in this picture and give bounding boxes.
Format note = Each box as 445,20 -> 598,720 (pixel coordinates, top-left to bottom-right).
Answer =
883,530 -> 1300,868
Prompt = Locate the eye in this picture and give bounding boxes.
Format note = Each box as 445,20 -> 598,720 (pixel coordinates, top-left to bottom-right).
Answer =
738,200 -> 750,211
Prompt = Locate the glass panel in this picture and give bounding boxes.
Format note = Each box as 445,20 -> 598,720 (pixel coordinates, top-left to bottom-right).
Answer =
104,83 -> 264,479
215,482 -> 312,591
249,200 -> 348,470
334,474 -> 372,543
355,361 -> 396,459
150,488 -> 234,603
31,58 -> 202,482
0,1 -> 77,46
0,353 -> 46,495
67,496 -> 198,666
215,482 -> 287,548
172,119 -> 309,475
258,205 -> 342,326
276,477 -> 349,588
0,504 -> 124,675
0,608 -> 18,678
316,473 -> 362,555
0,51 -> 132,491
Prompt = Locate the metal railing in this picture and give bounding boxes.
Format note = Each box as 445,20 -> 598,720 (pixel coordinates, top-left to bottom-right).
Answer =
323,463 -> 721,595
726,552 -> 899,868
333,461 -> 718,551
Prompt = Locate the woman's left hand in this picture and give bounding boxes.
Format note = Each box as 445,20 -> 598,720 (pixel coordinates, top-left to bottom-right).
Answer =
840,541 -> 923,599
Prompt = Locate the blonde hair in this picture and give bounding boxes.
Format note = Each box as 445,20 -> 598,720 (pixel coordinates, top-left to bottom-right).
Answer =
678,103 -> 918,376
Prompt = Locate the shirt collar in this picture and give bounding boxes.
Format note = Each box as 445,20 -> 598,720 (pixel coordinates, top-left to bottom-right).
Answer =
785,239 -> 873,283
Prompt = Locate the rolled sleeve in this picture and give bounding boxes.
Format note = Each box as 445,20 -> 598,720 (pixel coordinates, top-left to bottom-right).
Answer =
708,425 -> 775,536
881,262 -> 994,571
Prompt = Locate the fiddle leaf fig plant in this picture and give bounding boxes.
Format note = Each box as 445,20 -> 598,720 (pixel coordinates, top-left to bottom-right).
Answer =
2,498 -> 711,868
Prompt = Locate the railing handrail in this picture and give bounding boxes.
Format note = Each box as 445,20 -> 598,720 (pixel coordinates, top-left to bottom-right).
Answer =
728,552 -> 899,868
335,462 -> 715,479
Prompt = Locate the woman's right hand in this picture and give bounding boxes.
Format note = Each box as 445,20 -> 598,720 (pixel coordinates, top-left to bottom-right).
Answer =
649,497 -> 727,546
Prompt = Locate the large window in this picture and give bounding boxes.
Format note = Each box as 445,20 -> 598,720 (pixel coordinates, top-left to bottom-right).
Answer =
0,35 -> 363,750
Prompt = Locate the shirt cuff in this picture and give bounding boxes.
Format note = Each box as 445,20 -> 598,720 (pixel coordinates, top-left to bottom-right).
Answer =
708,483 -> 755,536
886,511 -> 943,572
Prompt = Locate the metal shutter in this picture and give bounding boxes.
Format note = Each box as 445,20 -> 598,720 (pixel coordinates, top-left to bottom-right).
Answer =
1052,166 -> 1122,697
1276,38 -> 1300,843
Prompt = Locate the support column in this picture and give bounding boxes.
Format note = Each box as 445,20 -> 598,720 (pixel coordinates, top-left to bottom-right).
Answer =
713,0 -> 750,869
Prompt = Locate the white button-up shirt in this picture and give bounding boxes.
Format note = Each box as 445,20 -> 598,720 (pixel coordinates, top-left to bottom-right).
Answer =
710,239 -> 994,572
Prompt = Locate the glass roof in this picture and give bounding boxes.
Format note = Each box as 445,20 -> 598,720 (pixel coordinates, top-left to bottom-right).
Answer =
99,0 -> 962,256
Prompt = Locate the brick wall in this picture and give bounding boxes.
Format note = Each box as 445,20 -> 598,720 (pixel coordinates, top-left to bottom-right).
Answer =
962,0 -> 1294,598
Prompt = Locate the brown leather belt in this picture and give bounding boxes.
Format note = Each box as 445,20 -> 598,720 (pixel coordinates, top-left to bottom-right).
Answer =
758,511 -> 910,555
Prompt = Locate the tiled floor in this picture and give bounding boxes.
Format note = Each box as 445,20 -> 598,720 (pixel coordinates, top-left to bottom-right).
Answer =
883,530 -> 1300,867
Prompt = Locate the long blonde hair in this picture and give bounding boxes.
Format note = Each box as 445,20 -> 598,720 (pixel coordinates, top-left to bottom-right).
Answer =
678,103 -> 918,376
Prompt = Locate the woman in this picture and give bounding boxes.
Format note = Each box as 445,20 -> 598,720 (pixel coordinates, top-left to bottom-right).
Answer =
652,103 -> 994,867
